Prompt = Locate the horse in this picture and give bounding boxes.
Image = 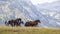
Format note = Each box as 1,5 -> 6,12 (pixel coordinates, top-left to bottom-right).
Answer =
25,20 -> 41,27
5,18 -> 24,26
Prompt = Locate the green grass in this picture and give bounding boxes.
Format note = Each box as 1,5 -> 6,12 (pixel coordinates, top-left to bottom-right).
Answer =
0,26 -> 60,34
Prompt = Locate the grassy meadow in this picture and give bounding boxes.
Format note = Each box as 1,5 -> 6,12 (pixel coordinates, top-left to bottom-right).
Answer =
0,26 -> 60,34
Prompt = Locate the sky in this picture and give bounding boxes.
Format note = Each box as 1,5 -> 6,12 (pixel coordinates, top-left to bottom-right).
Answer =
30,0 -> 57,5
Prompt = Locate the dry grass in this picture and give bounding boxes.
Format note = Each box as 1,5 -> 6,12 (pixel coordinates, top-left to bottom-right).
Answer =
0,26 -> 60,34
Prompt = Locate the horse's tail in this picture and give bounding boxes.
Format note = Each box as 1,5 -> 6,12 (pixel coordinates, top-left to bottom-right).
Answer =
5,21 -> 9,26
25,22 -> 30,26
5,21 -> 7,25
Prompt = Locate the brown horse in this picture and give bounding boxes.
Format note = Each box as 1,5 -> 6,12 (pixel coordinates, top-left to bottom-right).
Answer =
25,20 -> 41,27
5,18 -> 24,26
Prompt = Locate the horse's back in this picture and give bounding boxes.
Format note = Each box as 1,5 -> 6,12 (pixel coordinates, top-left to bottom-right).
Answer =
25,20 -> 40,26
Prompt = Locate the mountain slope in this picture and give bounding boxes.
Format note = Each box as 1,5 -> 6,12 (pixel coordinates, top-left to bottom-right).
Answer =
0,0 -> 60,28
36,0 -> 60,27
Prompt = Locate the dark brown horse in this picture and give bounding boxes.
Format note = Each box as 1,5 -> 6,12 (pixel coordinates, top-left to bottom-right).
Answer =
5,18 -> 24,26
25,20 -> 41,27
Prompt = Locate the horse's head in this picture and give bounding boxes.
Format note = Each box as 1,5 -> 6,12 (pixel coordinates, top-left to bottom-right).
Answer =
16,18 -> 24,24
35,20 -> 41,23
17,18 -> 21,21
16,18 -> 22,22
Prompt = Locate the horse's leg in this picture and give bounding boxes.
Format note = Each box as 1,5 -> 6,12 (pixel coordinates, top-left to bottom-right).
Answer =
18,23 -> 21,26
14,23 -> 19,27
13,23 -> 16,26
6,22 -> 9,26
17,23 -> 21,26
10,23 -> 14,27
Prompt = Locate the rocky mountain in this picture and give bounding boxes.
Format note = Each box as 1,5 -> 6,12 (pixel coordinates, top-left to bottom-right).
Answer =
36,0 -> 60,27
0,0 -> 60,28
